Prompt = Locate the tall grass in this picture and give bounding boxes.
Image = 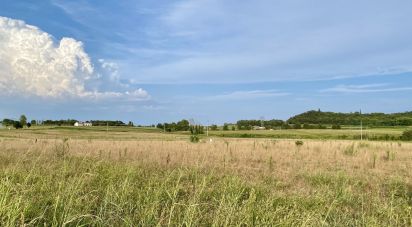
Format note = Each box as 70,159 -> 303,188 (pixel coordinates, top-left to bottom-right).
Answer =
0,137 -> 411,226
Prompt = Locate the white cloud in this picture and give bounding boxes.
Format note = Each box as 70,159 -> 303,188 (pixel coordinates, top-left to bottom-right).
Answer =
0,16 -> 149,100
321,84 -> 412,93
204,89 -> 290,101
123,0 -> 412,84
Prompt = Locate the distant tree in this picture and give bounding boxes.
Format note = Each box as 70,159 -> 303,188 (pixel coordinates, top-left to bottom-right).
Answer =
176,119 -> 190,131
13,121 -> 23,129
223,124 -> 229,131
293,123 -> 301,129
19,115 -> 27,127
26,122 -> 32,128
128,121 -> 134,127
401,130 -> 412,141
30,120 -> 36,125
332,124 -> 341,130
210,125 -> 218,131
231,125 -> 236,131
2,119 -> 14,127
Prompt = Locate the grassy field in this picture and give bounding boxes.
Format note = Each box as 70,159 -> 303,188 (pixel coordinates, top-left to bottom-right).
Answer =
208,127 -> 409,140
0,127 -> 411,226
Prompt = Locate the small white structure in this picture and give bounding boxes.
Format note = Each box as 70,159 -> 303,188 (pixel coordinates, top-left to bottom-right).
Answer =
253,126 -> 266,130
74,121 -> 93,127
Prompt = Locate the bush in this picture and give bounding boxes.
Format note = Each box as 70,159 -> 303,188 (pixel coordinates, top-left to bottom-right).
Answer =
13,121 -> 23,129
295,140 -> 304,146
401,130 -> 412,141
331,124 -> 341,129
190,135 -> 200,143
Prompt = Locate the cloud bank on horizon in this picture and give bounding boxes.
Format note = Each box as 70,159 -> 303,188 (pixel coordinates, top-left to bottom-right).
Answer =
0,16 -> 149,100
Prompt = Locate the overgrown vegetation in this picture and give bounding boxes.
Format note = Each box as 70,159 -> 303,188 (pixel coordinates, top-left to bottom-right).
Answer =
288,109 -> 412,126
401,130 -> 412,141
0,137 -> 411,226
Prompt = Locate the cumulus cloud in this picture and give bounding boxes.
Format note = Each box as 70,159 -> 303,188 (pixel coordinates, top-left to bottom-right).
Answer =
0,16 -> 149,100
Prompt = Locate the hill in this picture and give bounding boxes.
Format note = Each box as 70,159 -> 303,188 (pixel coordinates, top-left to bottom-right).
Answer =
287,110 -> 412,126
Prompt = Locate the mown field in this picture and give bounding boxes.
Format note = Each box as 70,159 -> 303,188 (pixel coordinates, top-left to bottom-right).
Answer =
0,127 -> 411,226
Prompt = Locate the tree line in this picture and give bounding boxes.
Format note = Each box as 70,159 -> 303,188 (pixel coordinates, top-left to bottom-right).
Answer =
1,115 -> 131,128
287,110 -> 412,126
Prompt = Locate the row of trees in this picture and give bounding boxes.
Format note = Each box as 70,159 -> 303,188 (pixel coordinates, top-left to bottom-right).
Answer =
156,120 -> 191,132
1,115 -> 132,128
287,110 -> 412,126
2,115 -> 32,129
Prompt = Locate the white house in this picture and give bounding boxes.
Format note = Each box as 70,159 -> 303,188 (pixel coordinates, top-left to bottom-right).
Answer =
74,121 -> 92,127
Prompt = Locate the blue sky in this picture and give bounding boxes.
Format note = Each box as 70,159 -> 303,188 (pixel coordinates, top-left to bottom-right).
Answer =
1,0 -> 412,124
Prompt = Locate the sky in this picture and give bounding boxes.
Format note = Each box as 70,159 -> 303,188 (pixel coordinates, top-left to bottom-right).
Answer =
1,0 -> 412,125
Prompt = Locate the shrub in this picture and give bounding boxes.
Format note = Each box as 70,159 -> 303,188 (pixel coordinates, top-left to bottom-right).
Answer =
190,135 -> 200,143
295,140 -> 304,146
332,124 -> 341,129
401,130 -> 412,141
13,121 -> 23,129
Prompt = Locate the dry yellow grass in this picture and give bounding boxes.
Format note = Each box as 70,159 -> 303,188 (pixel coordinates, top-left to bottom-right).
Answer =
2,137 -> 411,186
1,134 -> 411,225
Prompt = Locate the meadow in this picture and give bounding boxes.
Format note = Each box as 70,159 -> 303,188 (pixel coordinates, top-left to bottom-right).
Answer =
0,127 -> 411,226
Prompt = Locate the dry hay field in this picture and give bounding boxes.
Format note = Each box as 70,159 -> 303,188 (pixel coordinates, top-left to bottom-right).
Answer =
0,131 -> 411,226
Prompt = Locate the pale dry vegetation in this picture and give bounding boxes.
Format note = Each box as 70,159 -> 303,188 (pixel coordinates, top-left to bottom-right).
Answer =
0,135 -> 411,226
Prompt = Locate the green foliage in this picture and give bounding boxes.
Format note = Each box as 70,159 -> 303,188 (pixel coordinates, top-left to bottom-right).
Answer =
223,124 -> 229,131
288,110 -> 412,126
295,140 -> 304,146
1,119 -> 15,127
157,119 -> 191,132
401,130 -> 412,141
332,124 -> 341,129
293,123 -> 302,129
1,153 -> 410,226
237,119 -> 284,130
189,135 -> 200,143
210,125 -> 218,131
13,121 -> 23,129
19,115 -> 27,127
190,125 -> 204,135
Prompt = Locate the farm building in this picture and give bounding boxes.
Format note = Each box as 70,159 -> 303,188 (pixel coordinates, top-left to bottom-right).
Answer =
74,121 -> 93,127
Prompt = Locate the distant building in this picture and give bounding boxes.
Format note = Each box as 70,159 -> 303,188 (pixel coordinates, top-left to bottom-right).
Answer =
74,121 -> 92,127
253,126 -> 266,130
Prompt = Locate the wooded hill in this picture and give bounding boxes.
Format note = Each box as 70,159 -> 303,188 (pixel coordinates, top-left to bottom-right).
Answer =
287,110 -> 412,126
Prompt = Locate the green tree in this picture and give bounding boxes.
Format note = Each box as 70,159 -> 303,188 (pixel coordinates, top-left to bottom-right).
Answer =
13,121 -> 23,129
401,130 -> 412,141
19,115 -> 27,127
176,119 -> 190,131
223,124 -> 229,131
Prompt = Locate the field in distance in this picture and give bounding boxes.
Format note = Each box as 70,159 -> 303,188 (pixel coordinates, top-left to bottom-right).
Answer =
0,125 -> 409,141
0,126 -> 411,226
